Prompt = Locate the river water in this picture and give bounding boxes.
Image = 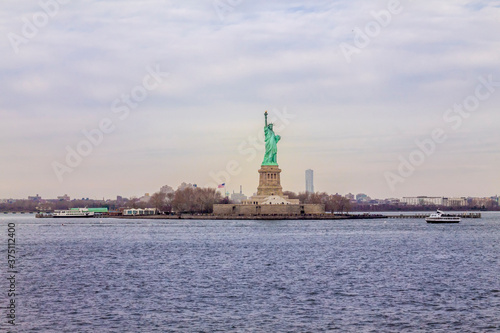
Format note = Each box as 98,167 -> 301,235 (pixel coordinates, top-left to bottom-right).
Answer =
1,213 -> 499,332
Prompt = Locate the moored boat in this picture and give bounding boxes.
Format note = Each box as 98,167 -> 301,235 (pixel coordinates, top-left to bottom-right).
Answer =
53,208 -> 95,218
425,210 -> 460,223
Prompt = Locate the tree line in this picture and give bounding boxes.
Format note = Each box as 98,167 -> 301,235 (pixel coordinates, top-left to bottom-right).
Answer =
283,191 -> 352,214
145,187 -> 228,214
2,189 -> 497,214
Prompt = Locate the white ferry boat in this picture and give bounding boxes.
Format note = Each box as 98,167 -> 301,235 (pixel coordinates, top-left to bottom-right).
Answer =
53,208 -> 95,218
425,210 -> 460,223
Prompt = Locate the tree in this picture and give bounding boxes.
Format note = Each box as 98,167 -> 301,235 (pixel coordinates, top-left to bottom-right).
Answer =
342,196 -> 352,214
172,187 -> 193,213
128,197 -> 140,209
150,192 -> 167,212
283,191 -> 299,199
297,192 -> 310,204
327,194 -> 352,214
298,191 -> 329,204
171,187 -> 225,214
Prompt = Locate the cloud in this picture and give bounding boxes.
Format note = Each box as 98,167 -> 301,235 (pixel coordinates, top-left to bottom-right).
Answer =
0,0 -> 499,199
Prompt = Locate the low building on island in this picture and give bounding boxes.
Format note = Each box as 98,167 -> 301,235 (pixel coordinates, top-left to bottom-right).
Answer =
123,208 -> 157,216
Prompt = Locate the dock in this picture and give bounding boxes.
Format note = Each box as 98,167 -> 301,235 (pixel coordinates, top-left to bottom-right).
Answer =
1,212 -> 36,214
0,212 -> 482,220
107,212 -> 482,220
382,212 -> 481,219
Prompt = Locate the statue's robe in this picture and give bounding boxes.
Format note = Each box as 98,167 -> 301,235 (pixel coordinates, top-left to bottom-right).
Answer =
263,125 -> 280,165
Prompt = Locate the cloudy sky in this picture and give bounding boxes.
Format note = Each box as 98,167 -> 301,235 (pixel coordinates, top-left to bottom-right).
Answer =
1,0 -> 499,200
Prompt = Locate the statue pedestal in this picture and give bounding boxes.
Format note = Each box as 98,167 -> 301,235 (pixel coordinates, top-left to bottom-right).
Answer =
243,164 -> 297,205
257,165 -> 283,197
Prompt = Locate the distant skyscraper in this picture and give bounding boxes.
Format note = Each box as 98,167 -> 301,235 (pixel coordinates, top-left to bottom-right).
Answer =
305,169 -> 314,193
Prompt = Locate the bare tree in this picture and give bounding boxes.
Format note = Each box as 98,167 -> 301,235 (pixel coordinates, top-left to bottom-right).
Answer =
283,191 -> 299,199
128,197 -> 140,209
150,192 -> 167,212
328,194 -> 352,214
172,187 -> 224,214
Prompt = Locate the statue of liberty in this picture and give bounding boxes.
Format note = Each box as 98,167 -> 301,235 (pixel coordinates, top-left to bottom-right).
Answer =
262,111 -> 280,165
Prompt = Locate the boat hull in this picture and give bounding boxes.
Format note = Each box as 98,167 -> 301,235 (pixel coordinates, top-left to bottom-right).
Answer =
53,215 -> 95,218
425,218 -> 460,223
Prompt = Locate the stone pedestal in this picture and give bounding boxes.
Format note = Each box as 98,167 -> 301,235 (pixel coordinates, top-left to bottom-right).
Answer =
243,164 -> 299,205
257,165 -> 283,197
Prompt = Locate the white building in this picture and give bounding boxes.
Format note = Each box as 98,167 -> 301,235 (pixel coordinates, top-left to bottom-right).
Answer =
56,194 -> 70,201
123,208 -> 157,216
160,185 -> 175,194
230,186 -> 248,203
401,196 -> 445,206
262,195 -> 295,205
445,197 -> 467,207
178,182 -> 196,191
139,193 -> 151,203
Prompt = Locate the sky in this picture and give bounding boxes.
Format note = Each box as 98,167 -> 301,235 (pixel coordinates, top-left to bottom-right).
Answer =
1,0 -> 500,200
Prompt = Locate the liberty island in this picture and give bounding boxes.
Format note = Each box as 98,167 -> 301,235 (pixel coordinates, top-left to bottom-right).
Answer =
213,112 -> 325,217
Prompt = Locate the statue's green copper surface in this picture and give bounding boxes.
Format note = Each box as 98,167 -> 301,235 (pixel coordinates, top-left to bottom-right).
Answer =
262,111 -> 281,166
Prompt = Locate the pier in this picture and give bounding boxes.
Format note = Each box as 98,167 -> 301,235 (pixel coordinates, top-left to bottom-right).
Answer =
109,212 -> 482,220
0,211 -> 482,220
382,212 -> 481,219
1,212 -> 36,214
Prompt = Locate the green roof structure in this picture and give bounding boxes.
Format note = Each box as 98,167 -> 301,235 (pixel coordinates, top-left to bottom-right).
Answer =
70,207 -> 108,213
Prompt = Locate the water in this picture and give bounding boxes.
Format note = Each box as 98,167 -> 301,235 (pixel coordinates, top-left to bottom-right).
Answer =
1,213 -> 499,332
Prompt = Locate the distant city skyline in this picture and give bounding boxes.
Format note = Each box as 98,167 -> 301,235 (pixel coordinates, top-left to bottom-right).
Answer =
2,186 -> 498,204
1,1 -> 499,199
3,190 -> 498,213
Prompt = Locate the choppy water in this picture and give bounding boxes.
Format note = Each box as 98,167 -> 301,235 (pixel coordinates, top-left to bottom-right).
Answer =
1,213 -> 500,332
